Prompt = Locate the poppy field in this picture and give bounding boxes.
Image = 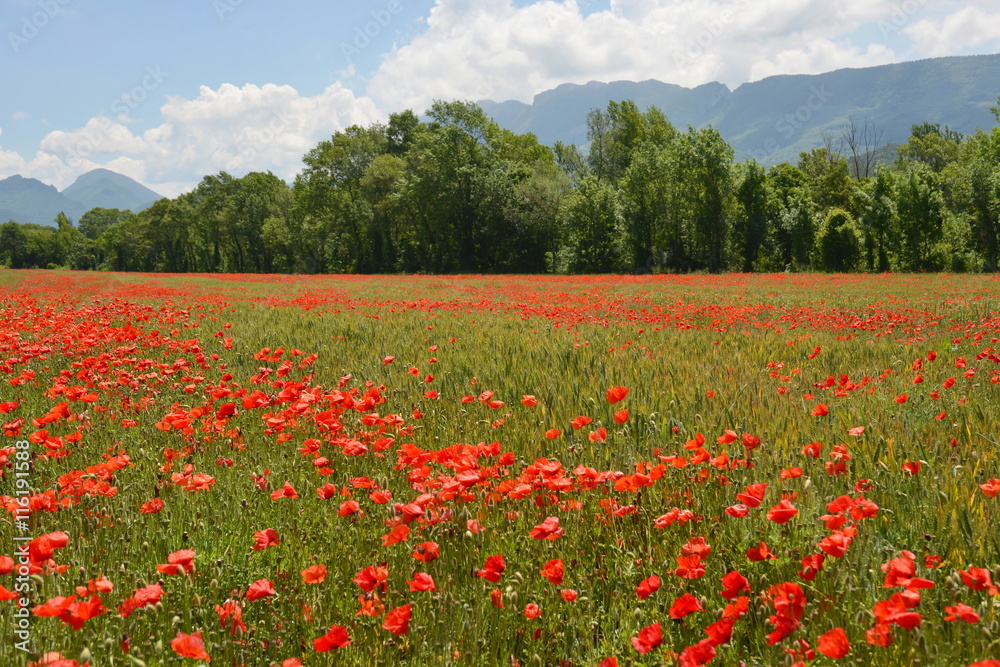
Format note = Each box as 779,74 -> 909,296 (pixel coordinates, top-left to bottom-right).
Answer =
1,270 -> 999,667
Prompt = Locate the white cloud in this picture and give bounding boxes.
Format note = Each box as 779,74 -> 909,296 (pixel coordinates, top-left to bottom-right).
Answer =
12,112 -> 30,121
4,82 -> 382,197
903,6 -> 1000,57
366,0 -> 915,111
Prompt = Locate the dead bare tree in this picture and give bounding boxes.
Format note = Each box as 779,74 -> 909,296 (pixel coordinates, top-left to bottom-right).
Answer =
841,116 -> 888,180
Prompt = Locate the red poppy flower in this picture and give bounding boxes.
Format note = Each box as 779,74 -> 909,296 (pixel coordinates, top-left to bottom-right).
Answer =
383,603 -> 412,635
606,386 -> 628,404
613,409 -> 629,424
338,500 -> 361,517
561,589 -> 578,602
669,593 -> 703,619
382,524 -> 410,546
812,403 -> 829,417
945,603 -> 980,624
252,528 -> 280,551
246,579 -> 276,601
477,554 -> 506,583
490,588 -> 504,608
766,499 -> 798,524
530,516 -> 563,540
981,478 -> 1000,498
746,542 -> 777,561
636,574 -> 661,600
413,541 -> 440,563
736,483 -> 767,508
817,627 -> 850,658
720,570 -> 750,599
678,638 -> 716,666
171,631 -> 211,661
407,572 -> 436,592
521,395 -> 538,407
540,559 -> 564,585
545,428 -> 561,439
140,498 -> 164,514
524,603 -> 541,619
353,565 -> 389,593
631,622 -> 662,654
302,564 -> 327,584
570,416 -> 593,430
718,429 -> 738,445
314,624 -> 351,651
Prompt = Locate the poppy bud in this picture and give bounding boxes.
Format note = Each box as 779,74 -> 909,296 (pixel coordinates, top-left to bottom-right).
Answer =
141,541 -> 149,551
531,654 -> 543,666
210,579 -> 219,589
126,656 -> 146,667
464,531 -> 474,540
30,574 -> 44,587
513,571 -> 524,585
103,638 -> 114,650
172,615 -> 182,626
633,607 -> 642,621
79,648 -> 92,663
153,639 -> 163,654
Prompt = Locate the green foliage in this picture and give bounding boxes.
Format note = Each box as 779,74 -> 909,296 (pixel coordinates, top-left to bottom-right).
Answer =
893,162 -> 945,271
559,174 -> 626,273
814,207 -> 862,272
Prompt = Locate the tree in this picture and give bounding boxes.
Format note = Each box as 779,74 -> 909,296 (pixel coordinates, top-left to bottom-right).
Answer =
676,127 -> 734,272
898,122 -> 963,173
733,159 -> 770,272
814,208 -> 862,272
840,116 -> 888,180
560,174 -> 626,273
79,208 -> 129,240
893,162 -> 945,271
945,113 -> 1000,271
798,148 -> 855,213
858,166 -> 896,272
0,221 -> 28,268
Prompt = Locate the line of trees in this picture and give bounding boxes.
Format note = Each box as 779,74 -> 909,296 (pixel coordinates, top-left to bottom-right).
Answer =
3,97 -> 1000,274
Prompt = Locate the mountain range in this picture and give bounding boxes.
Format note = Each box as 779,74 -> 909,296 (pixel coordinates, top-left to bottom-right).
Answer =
0,169 -> 163,226
479,53 -> 1000,165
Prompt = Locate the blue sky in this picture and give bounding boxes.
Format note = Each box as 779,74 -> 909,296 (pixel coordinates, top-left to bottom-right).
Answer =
2,0 -> 998,196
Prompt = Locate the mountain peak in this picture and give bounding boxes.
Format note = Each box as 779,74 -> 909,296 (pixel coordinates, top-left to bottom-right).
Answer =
0,169 -> 163,226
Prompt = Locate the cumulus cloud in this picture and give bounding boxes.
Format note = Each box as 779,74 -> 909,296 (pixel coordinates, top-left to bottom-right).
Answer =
903,6 -> 1000,57
15,82 -> 381,196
